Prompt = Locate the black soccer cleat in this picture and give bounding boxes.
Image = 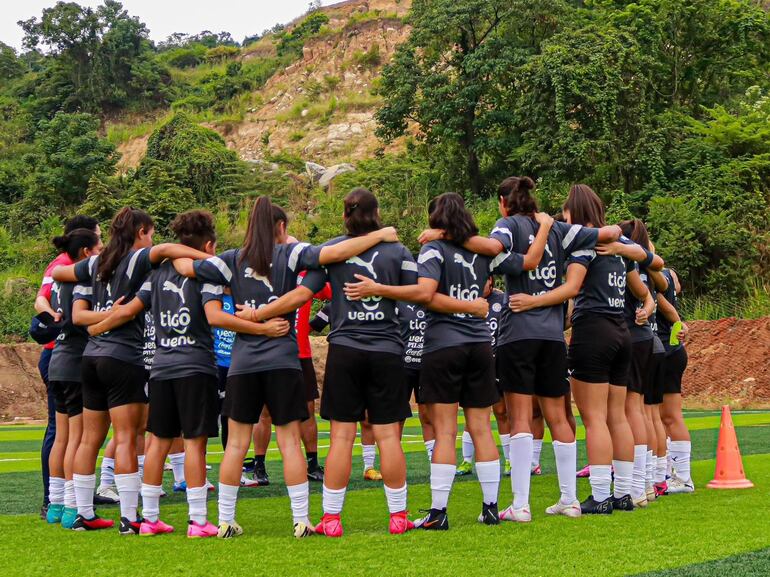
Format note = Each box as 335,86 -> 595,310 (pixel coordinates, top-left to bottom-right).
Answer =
580,495 -> 614,515
611,494 -> 635,511
414,508 -> 449,531
118,516 -> 142,535
252,462 -> 270,486
478,502 -> 500,526
307,463 -> 325,483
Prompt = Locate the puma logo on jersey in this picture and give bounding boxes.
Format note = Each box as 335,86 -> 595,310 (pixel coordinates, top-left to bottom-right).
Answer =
346,252 -> 379,279
105,283 -> 112,298
453,253 -> 478,281
162,278 -> 188,304
244,267 -> 274,292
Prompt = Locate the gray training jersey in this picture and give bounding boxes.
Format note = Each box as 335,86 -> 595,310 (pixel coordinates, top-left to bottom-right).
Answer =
73,249 -> 153,366
417,240 -> 493,354
485,289 -> 506,352
569,236 -> 638,323
150,260 -> 221,381
193,244 -> 325,376
143,310 -> 156,372
48,281 -> 89,383
397,302 -> 426,369
490,216 -> 599,345
303,237 -> 417,355
624,262 -> 654,342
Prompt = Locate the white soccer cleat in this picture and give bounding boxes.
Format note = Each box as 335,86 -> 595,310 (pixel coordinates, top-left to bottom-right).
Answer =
500,504 -> 531,523
666,477 -> 695,494
95,485 -> 120,503
545,500 -> 581,518
240,475 -> 260,488
632,495 -> 648,509
293,518 -> 315,539
646,484 -> 657,502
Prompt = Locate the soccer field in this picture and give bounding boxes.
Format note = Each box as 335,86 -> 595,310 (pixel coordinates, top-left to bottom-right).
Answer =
2,411 -> 768,577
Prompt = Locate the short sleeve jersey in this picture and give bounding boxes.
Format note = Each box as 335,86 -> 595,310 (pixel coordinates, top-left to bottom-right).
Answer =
193,243 -> 325,376
397,302 -> 426,369
417,240 -> 493,354
213,294 -> 236,368
624,263 -> 654,342
485,289 -> 506,352
656,269 -> 683,354
304,237 -> 417,356
72,249 -> 154,366
39,252 -> 74,350
47,280 -> 88,382
295,277 -> 332,359
569,236 -> 637,323
150,260 -> 221,381
489,216 -> 599,345
143,310 -> 156,372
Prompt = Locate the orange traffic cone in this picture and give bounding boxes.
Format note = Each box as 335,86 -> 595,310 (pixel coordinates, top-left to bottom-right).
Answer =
707,405 -> 754,489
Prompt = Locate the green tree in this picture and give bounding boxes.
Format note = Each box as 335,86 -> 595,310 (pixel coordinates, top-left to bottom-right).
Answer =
80,174 -> 120,222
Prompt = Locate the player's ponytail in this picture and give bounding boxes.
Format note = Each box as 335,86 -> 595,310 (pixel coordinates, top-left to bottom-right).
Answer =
619,218 -> 651,249
53,228 -> 100,261
499,176 -> 537,217
97,207 -> 154,283
343,188 -> 381,237
240,196 -> 286,277
428,192 -> 479,246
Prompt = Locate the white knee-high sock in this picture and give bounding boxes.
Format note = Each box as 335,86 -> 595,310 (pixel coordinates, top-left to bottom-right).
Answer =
655,456 -> 667,483
666,437 -> 672,477
424,439 -> 435,462
322,485 -> 346,515
362,444 -> 376,471
384,483 -> 408,514
137,455 -> 145,482
49,476 -> 65,505
287,481 -> 310,524
509,433 -> 533,509
646,450 -> 655,487
669,440 -> 692,482
461,430 -> 475,463
552,440 -> 577,504
169,453 -> 185,484
115,472 -> 141,521
430,463 -> 456,510
476,460 -> 500,505
187,485 -> 208,524
218,483 -> 239,524
99,457 -> 115,489
499,433 -> 511,461
64,479 -> 76,509
632,445 -> 648,499
141,483 -> 162,523
73,473 -> 96,518
589,465 -> 612,502
532,439 -> 544,468
612,460 -> 633,498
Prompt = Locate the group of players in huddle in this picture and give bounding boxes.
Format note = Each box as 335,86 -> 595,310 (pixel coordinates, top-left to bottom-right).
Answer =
35,175 -> 693,539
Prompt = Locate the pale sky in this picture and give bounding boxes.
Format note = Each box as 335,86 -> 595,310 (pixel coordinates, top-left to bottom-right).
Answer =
1,0 -> 335,51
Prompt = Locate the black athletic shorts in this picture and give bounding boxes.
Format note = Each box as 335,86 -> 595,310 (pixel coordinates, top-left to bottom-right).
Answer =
405,368 -> 423,405
645,352 -> 665,405
420,343 -> 499,408
628,339 -> 654,395
569,315 -> 632,385
81,356 -> 148,411
663,346 -> 688,395
321,344 -> 411,425
225,369 -> 308,426
50,380 -> 83,417
147,373 -> 219,439
300,357 -> 320,402
497,340 -> 569,398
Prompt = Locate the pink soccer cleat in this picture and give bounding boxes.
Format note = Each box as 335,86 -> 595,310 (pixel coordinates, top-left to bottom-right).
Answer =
314,513 -> 343,538
531,464 -> 542,476
187,520 -> 218,538
576,464 -> 590,478
139,518 -> 174,536
389,511 -> 414,534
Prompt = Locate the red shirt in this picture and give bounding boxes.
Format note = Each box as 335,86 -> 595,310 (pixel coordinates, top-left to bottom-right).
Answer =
38,252 -> 74,350
296,273 -> 332,359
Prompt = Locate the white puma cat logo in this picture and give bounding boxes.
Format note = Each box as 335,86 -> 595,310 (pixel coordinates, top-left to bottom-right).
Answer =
106,283 -> 112,298
529,234 -> 554,258
453,253 -> 478,281
244,267 -> 274,292
346,252 -> 379,279
162,278 -> 188,304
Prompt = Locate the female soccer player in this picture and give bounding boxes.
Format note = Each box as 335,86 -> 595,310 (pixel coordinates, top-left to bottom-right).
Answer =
246,189 -> 422,536
43,229 -> 103,527
52,207 -> 212,533
345,192 -> 544,530
655,268 -> 693,493
178,195 -> 399,539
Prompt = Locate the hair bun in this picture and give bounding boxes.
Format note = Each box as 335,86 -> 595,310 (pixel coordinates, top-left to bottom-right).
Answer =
52,234 -> 69,251
521,176 -> 535,190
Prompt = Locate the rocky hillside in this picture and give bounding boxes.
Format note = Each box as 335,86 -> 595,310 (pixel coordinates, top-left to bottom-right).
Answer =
116,0 -> 413,171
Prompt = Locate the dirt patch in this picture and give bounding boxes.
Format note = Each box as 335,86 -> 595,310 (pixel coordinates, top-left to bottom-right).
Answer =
3,318 -> 768,421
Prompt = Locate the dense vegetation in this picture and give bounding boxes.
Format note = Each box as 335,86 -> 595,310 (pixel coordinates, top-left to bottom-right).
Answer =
1,0 -> 769,341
